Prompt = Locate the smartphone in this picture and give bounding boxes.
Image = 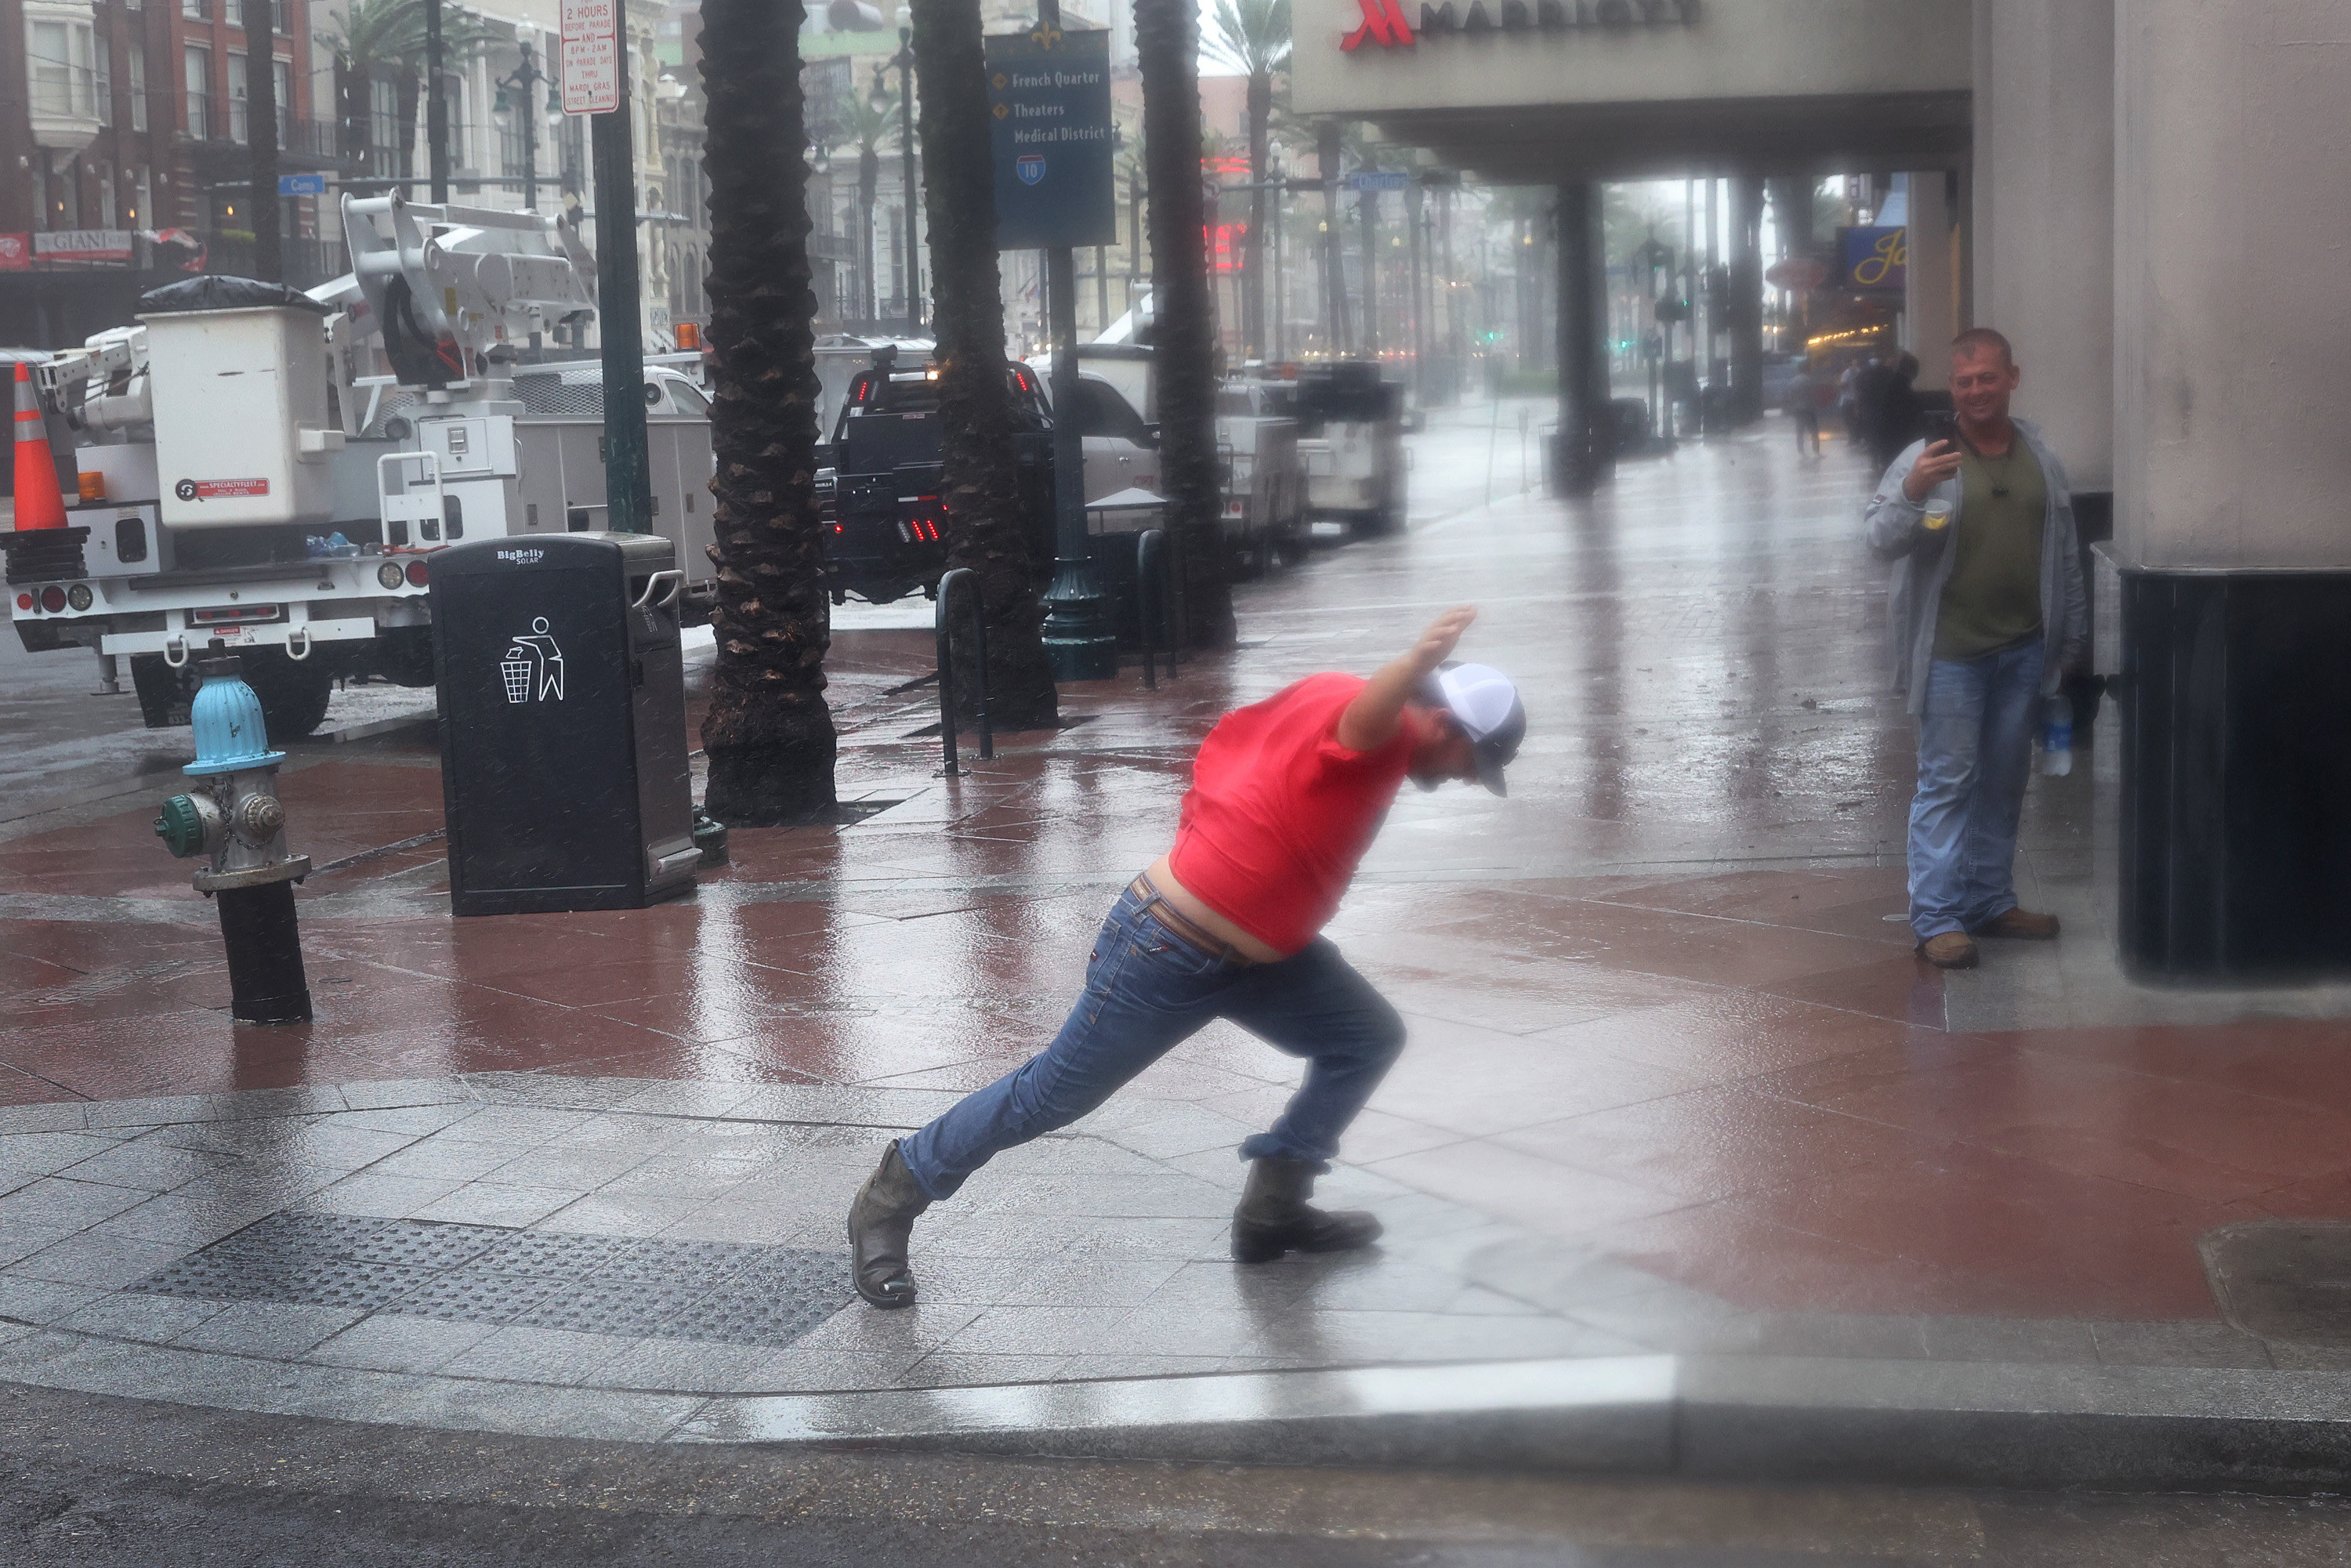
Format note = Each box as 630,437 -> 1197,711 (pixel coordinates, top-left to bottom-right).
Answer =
1922,410 -> 1959,447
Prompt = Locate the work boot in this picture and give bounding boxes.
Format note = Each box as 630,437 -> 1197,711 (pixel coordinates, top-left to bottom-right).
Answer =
1918,932 -> 1980,969
846,1142 -> 930,1309
1975,907 -> 2061,940
1231,1156 -> 1382,1265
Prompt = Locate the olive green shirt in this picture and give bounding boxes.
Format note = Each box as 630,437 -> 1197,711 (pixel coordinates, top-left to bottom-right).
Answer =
1933,436 -> 2047,661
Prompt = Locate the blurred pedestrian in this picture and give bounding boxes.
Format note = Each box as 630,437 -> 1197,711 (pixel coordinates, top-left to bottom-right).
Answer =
846,609 -> 1527,1308
1785,362 -> 1821,456
1857,351 -> 1927,473
1837,357 -> 1865,435
1864,328 -> 2088,970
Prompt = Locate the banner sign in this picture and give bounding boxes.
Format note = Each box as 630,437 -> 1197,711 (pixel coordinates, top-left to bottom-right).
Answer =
560,0 -> 621,114
1345,0 -> 1699,52
34,230 -> 134,264
0,234 -> 27,272
1839,226 -> 1906,291
986,27 -> 1115,251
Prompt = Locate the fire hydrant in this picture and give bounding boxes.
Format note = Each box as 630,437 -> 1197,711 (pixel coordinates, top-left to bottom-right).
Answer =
154,644 -> 313,1024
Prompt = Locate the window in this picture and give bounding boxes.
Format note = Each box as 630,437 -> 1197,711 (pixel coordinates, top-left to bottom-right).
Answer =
97,163 -> 115,226
182,0 -> 205,20
29,20 -> 96,120
184,45 -> 210,139
95,35 -> 110,126
685,245 -> 701,318
226,49 -> 245,141
274,58 -> 291,140
127,42 -> 146,132
369,75 -> 397,177
129,166 -> 150,226
125,0 -> 140,12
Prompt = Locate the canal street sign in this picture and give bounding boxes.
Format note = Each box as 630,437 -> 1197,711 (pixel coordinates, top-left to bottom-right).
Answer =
560,0 -> 621,114
1349,171 -> 1410,192
986,27 -> 1116,251
277,173 -> 327,197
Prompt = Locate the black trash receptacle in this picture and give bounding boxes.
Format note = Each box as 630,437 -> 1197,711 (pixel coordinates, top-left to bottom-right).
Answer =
429,532 -> 697,916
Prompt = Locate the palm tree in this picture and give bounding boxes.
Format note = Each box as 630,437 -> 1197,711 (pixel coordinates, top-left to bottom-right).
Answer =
1136,0 -> 1234,647
695,0 -> 838,824
1206,0 -> 1288,363
831,93 -> 897,323
325,0 -> 500,183
907,0 -> 1056,730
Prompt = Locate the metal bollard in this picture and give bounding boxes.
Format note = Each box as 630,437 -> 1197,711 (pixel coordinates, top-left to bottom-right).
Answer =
934,567 -> 994,775
154,643 -> 313,1024
1136,527 -> 1177,690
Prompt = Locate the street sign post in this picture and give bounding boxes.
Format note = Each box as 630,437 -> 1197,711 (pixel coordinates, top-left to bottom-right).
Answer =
560,0 -> 621,115
994,16 -> 1116,679
277,173 -> 326,197
985,27 -> 1116,250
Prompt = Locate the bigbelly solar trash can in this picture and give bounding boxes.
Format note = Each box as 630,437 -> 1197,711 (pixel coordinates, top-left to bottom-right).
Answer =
429,533 -> 698,915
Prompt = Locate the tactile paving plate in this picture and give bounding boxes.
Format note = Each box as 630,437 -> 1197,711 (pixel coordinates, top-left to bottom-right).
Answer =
123,1216 -> 852,1349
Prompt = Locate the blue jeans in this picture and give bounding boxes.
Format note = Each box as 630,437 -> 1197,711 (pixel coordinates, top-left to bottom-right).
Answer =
897,884 -> 1407,1201
1909,639 -> 2045,940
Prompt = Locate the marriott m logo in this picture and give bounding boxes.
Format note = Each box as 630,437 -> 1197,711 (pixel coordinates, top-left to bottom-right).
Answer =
1342,0 -> 1697,50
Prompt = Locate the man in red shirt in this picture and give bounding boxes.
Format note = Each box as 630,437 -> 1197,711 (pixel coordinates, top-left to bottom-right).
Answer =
846,607 -> 1523,1308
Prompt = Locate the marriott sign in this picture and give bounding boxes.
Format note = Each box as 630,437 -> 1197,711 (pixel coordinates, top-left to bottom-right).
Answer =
1342,0 -> 1698,51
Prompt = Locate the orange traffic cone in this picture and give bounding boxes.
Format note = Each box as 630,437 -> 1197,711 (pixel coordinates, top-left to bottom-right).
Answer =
12,364 -> 66,531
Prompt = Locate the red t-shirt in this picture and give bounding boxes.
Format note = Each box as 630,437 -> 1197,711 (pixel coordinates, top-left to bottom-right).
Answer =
1167,672 -> 1418,955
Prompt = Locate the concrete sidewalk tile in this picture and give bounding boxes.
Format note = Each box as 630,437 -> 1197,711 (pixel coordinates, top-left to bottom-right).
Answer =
589,1338 -> 789,1394
792,1300 -> 978,1356
716,1345 -> 927,1393
169,1302 -> 365,1359
59,1141 -> 245,1193
366,1140 -> 531,1184
0,1275 -> 107,1324
933,1304 -> 1125,1359
1918,1314 -> 2103,1365
8,1231 -> 192,1288
2089,1318 -> 2274,1369
437,1324 -> 640,1385
488,1144 -> 665,1192
896,1351 -> 1069,1388
298,1172 -> 465,1219
0,1175 -> 150,1229
1055,1353 -> 1232,1382
339,1078 -> 474,1114
100,1191 -> 281,1249
53,1291 -> 227,1342
1093,1305 -> 1266,1360
531,1193 -> 705,1237
1750,1311 -> 1929,1360
0,1106 -> 93,1136
433,1106 -> 597,1148
611,1082 -> 761,1117
0,1132 -> 139,1186
411,1182 -> 578,1229
305,1313 -> 498,1373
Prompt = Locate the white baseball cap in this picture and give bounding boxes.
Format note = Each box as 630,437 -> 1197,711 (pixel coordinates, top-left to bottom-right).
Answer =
1432,662 -> 1525,796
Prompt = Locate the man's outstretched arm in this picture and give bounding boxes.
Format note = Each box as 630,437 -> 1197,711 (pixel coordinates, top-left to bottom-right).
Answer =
1336,605 -> 1477,751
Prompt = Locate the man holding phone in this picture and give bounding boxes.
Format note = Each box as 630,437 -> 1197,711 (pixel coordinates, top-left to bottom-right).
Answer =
1864,329 -> 2088,970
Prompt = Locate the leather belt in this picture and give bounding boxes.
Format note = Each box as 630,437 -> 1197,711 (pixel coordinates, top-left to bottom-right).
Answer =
1127,873 -> 1260,967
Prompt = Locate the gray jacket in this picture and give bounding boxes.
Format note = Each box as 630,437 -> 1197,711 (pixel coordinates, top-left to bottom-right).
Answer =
1862,417 -> 2089,716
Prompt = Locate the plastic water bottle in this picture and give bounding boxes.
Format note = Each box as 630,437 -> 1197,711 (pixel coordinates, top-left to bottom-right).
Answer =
2040,695 -> 2073,777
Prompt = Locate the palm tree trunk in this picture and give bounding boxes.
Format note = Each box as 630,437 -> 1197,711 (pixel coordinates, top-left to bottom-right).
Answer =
908,0 -> 1057,730
1136,0 -> 1233,648
696,0 -> 839,825
242,0 -> 281,282
858,151 -> 878,321
1243,69 -> 1269,361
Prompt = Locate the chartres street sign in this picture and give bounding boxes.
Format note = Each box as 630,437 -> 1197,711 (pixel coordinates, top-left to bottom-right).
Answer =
560,0 -> 621,115
986,27 -> 1116,251
1342,0 -> 1698,51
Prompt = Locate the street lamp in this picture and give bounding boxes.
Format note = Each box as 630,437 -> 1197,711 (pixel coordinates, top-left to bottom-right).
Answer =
875,11 -> 921,336
492,27 -> 549,212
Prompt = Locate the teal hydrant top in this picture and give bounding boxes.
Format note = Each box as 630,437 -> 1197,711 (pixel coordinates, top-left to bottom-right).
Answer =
183,657 -> 288,776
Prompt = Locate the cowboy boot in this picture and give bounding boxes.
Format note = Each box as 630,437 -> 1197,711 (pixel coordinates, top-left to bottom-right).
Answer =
1231,1156 -> 1382,1265
846,1142 -> 931,1308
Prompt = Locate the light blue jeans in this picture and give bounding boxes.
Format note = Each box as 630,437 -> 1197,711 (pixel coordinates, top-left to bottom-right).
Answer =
1908,639 -> 2045,941
897,882 -> 1407,1201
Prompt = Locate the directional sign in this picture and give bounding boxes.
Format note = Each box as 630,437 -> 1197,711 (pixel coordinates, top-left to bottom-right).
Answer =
277,173 -> 327,197
560,0 -> 620,115
1349,170 -> 1410,192
986,27 -> 1115,251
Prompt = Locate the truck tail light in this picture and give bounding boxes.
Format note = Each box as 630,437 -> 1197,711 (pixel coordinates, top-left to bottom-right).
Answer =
66,583 -> 92,610
405,558 -> 430,587
377,561 -> 406,590
13,592 -> 31,612
38,586 -> 66,614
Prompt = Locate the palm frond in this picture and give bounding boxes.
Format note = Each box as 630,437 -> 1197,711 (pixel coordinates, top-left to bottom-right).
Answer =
1204,0 -> 1290,78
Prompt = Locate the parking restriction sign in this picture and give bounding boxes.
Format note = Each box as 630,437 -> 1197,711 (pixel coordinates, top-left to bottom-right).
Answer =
560,0 -> 620,114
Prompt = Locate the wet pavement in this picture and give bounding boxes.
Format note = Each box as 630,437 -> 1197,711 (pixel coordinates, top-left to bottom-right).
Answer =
6,403 -> 2351,1467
